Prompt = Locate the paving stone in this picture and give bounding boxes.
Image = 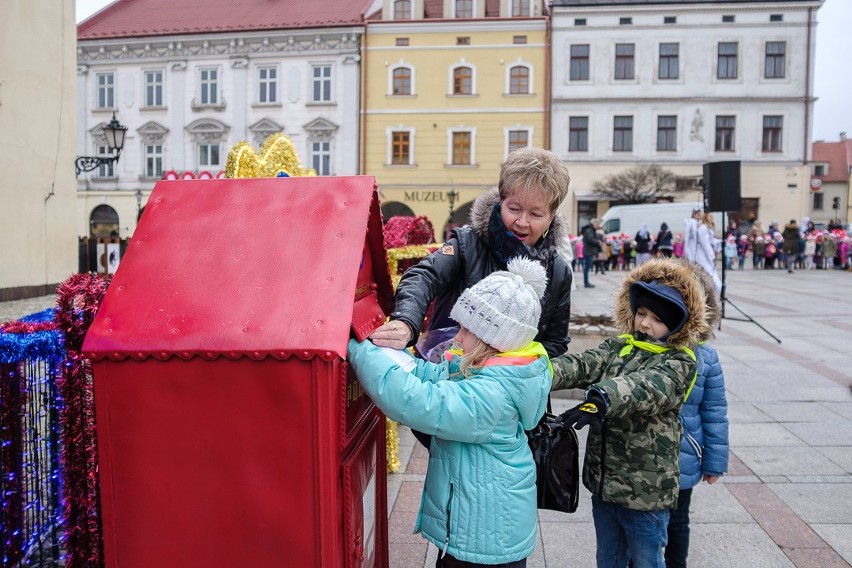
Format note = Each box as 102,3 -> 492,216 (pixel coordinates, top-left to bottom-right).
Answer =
770,483 -> 852,524
813,525 -> 852,567
729,423 -> 807,447
734,447 -> 846,476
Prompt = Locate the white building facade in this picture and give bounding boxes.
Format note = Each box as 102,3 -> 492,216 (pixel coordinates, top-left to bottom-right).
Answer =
550,0 -> 822,231
77,25 -> 363,238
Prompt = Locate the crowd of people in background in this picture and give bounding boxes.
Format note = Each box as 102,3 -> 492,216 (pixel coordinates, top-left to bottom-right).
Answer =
567,215 -> 852,279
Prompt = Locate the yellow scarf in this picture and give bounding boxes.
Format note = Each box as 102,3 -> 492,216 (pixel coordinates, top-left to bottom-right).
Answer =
617,334 -> 697,401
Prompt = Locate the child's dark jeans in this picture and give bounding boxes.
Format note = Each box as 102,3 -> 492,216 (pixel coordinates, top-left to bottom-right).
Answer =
592,495 -> 669,568
664,488 -> 693,568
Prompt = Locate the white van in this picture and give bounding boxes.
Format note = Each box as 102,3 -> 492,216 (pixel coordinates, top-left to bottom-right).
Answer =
600,202 -> 723,239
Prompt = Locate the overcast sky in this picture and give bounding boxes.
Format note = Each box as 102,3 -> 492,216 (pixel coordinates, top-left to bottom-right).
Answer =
76,0 -> 851,142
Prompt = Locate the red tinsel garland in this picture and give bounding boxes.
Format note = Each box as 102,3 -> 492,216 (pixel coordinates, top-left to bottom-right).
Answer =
0,320 -> 58,334
383,215 -> 435,248
55,273 -> 111,568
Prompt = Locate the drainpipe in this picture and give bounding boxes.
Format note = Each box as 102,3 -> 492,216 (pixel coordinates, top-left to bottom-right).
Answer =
360,23 -> 369,175
803,6 -> 813,165
544,3 -> 552,149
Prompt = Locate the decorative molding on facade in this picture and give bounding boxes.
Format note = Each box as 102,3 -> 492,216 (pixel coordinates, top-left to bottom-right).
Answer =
690,108 -> 704,143
190,98 -> 227,111
88,122 -> 109,145
77,31 -> 363,63
186,118 -> 230,143
138,121 -> 170,144
249,118 -> 285,146
170,60 -> 188,72
77,64 -> 89,75
230,57 -> 249,69
304,117 -> 339,141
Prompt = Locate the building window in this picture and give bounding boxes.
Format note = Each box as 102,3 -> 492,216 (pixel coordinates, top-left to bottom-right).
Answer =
453,66 -> 473,95
813,192 -> 823,210
145,144 -> 164,178
614,44 -> 635,80
455,0 -> 472,18
144,70 -> 163,107
570,44 -> 590,81
452,131 -> 472,165
198,143 -> 221,169
396,37 -> 409,46
659,43 -> 679,80
613,116 -> 633,151
722,15 -> 735,23
391,131 -> 410,165
507,129 -> 528,153
199,68 -> 219,105
394,0 -> 411,19
96,72 -> 115,109
574,18 -> 586,26
513,35 -> 527,44
619,17 -> 632,25
762,115 -> 783,152
311,141 -> 331,175
664,16 -> 676,24
569,116 -> 588,152
257,66 -> 278,104
717,42 -> 738,79
715,115 -> 736,151
95,145 -> 115,177
765,41 -> 786,79
512,0 -> 529,17
657,116 -> 677,151
509,65 -> 529,94
457,36 -> 470,45
312,64 -> 333,102
770,14 -> 783,22
392,67 -> 412,95
814,164 -> 827,176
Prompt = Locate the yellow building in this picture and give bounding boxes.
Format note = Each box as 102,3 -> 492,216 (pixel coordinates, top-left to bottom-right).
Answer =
363,0 -> 550,240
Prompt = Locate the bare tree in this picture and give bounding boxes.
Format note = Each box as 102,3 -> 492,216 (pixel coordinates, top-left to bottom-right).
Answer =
591,165 -> 685,204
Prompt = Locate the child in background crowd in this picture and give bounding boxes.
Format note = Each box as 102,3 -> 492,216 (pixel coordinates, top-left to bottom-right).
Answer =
736,235 -> 749,270
672,234 -> 684,259
752,236 -> 766,270
723,236 -> 737,270
347,258 -> 551,568
550,258 -> 707,568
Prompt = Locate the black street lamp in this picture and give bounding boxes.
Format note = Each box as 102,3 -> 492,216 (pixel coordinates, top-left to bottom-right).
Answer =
447,187 -> 459,218
75,113 -> 128,176
135,189 -> 144,221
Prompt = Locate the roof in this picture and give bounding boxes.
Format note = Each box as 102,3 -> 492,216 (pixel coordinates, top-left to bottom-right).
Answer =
82,176 -> 393,361
551,0 -> 816,6
812,139 -> 852,182
78,0 -> 373,40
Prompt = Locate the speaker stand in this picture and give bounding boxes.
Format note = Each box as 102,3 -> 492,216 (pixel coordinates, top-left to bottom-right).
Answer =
717,211 -> 782,344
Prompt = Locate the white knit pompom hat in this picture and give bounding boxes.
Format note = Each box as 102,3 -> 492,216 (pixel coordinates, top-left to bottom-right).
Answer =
449,257 -> 548,352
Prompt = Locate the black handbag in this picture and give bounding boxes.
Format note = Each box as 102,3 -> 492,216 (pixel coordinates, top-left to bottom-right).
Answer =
527,411 -> 580,514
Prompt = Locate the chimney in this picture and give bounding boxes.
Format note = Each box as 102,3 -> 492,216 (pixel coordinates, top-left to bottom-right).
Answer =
841,131 -> 848,142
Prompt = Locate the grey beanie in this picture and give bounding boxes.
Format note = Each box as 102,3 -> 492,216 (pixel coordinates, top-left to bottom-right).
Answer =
449,257 -> 548,352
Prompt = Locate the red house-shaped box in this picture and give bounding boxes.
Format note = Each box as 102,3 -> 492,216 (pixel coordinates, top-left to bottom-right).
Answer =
83,176 -> 394,567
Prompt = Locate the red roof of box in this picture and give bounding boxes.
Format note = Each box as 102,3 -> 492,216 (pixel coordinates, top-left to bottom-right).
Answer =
78,0 -> 373,40
82,176 -> 392,361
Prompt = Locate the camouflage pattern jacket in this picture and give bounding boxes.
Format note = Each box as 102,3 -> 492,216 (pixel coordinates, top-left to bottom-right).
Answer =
551,258 -> 708,512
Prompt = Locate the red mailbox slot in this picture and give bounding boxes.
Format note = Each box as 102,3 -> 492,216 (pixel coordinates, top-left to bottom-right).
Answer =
83,176 -> 393,568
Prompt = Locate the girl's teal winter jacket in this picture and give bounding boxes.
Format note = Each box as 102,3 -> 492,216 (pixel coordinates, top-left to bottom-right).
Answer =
678,344 -> 729,488
346,338 -> 551,565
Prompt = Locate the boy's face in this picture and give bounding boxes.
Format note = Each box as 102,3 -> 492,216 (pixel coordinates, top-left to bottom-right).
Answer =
633,306 -> 671,340
500,187 -> 554,246
454,326 -> 480,353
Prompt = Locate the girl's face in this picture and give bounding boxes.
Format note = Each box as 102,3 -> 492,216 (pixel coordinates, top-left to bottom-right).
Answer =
633,306 -> 671,340
500,188 -> 555,246
454,326 -> 481,353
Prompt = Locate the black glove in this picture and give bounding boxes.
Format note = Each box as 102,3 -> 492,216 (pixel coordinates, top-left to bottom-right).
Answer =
559,391 -> 607,433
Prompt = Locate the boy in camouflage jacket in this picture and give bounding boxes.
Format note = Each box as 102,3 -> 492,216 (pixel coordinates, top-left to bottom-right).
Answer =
551,258 -> 708,568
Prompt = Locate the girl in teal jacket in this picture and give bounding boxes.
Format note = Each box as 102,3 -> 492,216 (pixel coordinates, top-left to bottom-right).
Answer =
347,258 -> 551,567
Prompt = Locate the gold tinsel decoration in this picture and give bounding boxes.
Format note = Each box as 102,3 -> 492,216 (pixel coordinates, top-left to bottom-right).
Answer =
386,418 -> 401,473
224,133 -> 317,179
387,245 -> 439,289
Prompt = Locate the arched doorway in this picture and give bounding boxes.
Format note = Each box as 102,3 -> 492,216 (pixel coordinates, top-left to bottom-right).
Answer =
90,204 -> 119,237
380,201 -> 415,223
444,201 -> 472,240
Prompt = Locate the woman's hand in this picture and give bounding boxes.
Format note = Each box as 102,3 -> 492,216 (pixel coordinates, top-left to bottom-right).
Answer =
702,474 -> 720,484
369,320 -> 412,350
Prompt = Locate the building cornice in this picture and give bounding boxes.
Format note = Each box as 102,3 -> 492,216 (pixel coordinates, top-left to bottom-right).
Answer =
365,19 -> 546,34
77,28 -> 363,63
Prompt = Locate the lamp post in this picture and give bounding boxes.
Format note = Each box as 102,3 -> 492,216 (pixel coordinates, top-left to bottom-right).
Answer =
75,112 -> 128,176
135,189 -> 143,221
445,188 -> 459,240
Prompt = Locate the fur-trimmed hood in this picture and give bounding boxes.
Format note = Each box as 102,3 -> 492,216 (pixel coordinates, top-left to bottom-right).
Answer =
612,259 -> 708,349
468,186 -> 569,245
